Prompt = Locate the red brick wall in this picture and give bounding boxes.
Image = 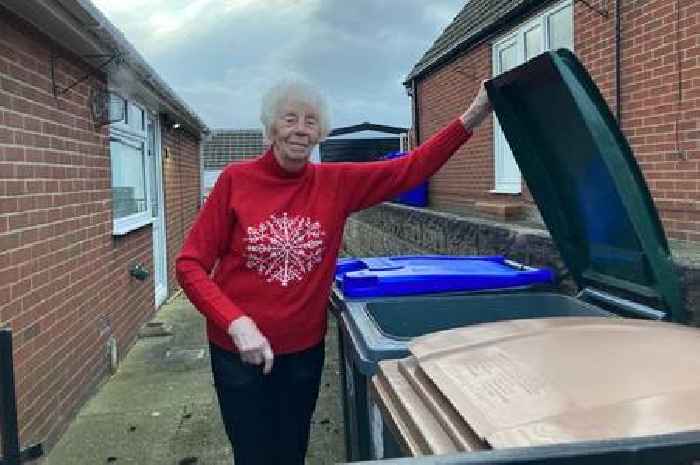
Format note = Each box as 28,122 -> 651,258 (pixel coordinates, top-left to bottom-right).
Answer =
163,128 -> 201,296
421,0 -> 700,241
575,1 -> 618,114
417,43 -> 494,212
614,0 -> 700,241
0,7 -> 200,451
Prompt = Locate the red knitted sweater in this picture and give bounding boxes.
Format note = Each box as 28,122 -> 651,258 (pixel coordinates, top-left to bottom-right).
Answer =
176,119 -> 471,354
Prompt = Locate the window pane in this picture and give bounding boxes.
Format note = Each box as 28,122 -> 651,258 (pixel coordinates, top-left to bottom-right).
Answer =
109,94 -> 125,122
499,42 -> 519,74
128,103 -> 145,131
147,116 -> 159,217
111,138 -> 147,219
548,5 -> 573,50
525,26 -> 543,60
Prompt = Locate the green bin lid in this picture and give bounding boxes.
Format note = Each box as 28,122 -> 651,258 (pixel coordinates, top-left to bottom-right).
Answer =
485,49 -> 684,322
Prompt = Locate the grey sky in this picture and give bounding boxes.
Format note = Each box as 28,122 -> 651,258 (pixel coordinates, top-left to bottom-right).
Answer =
92,0 -> 465,130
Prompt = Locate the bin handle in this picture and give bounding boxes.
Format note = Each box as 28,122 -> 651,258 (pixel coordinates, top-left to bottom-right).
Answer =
340,312 -> 375,368
503,259 -> 534,271
578,288 -> 666,320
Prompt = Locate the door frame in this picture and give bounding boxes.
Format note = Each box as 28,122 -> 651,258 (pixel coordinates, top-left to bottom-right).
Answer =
149,113 -> 168,307
490,0 -> 574,194
491,33 -> 523,194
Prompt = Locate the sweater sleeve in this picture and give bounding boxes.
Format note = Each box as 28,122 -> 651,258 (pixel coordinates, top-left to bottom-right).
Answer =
175,168 -> 245,332
339,119 -> 472,214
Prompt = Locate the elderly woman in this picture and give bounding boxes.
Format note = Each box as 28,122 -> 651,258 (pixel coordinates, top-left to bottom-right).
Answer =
176,80 -> 492,465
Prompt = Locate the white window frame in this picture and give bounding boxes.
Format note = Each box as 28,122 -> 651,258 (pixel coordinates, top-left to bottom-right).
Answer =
491,0 -> 574,194
109,93 -> 154,235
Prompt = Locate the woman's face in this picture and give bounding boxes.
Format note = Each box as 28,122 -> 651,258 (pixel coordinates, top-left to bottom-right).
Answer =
270,99 -> 321,172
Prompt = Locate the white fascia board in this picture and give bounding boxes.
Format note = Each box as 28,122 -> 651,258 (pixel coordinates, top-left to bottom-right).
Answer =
3,0 -> 209,137
2,0 -> 106,56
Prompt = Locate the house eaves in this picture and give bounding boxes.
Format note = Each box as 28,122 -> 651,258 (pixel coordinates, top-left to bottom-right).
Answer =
404,0 -> 558,86
328,123 -> 408,138
1,0 -> 209,137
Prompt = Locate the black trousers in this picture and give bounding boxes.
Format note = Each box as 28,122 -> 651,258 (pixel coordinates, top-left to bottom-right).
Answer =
209,341 -> 325,465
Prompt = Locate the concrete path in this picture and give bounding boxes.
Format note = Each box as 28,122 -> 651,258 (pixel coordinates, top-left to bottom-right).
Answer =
42,294 -> 345,465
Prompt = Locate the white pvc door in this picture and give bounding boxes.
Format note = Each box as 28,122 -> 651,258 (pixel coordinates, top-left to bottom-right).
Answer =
148,115 -> 168,306
492,37 -> 524,193
491,0 -> 573,194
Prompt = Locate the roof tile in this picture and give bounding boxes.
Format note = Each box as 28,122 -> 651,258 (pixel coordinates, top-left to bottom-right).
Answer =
406,0 -> 544,83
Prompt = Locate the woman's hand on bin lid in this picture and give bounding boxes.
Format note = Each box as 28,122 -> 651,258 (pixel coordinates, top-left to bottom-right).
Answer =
460,80 -> 492,131
228,316 -> 274,374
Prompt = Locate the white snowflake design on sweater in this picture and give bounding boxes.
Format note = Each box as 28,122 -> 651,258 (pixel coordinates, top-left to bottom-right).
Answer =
245,213 -> 326,286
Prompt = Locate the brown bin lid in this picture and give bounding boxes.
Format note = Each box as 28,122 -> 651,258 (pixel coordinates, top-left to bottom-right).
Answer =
409,317 -> 700,448
397,357 -> 488,452
373,358 -> 460,456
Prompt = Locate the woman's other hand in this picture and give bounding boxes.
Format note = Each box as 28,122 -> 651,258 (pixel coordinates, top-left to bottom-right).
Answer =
460,80 -> 492,131
227,316 -> 274,374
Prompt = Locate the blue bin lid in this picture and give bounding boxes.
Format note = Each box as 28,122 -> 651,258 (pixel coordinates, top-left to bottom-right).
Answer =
335,255 -> 554,298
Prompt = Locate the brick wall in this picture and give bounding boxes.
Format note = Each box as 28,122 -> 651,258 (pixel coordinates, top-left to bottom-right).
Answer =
580,0 -> 700,241
614,0 -> 700,241
0,7 -> 200,451
575,0 -> 618,113
421,0 -> 700,241
417,43 -> 495,212
343,203 -> 700,324
163,128 -> 201,296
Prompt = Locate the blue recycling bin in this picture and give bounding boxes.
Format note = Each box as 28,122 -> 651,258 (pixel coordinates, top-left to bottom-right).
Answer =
330,255 -> 561,461
335,255 -> 554,299
384,151 -> 429,207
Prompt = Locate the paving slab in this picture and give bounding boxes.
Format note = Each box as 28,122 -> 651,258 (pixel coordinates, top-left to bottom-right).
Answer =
41,294 -> 346,464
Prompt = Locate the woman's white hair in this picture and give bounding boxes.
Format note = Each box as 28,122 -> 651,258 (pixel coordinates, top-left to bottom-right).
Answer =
260,80 -> 331,142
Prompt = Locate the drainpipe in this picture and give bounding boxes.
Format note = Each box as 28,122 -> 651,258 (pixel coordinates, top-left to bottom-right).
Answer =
411,80 -> 421,146
199,132 -> 207,208
615,0 -> 622,124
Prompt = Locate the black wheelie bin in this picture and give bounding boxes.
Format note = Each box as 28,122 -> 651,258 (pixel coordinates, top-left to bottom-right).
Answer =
331,256 -> 558,461
341,48 -> 689,465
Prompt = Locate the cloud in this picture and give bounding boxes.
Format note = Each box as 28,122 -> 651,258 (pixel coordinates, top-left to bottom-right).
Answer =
91,0 -> 466,129
148,0 -> 218,36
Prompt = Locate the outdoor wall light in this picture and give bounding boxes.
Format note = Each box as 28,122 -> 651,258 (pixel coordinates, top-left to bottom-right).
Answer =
128,263 -> 149,281
161,113 -> 182,131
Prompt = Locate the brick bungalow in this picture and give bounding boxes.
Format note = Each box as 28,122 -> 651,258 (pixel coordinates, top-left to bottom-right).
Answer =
405,0 -> 699,239
343,0 -> 700,321
0,0 -> 206,453
201,129 -> 263,201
